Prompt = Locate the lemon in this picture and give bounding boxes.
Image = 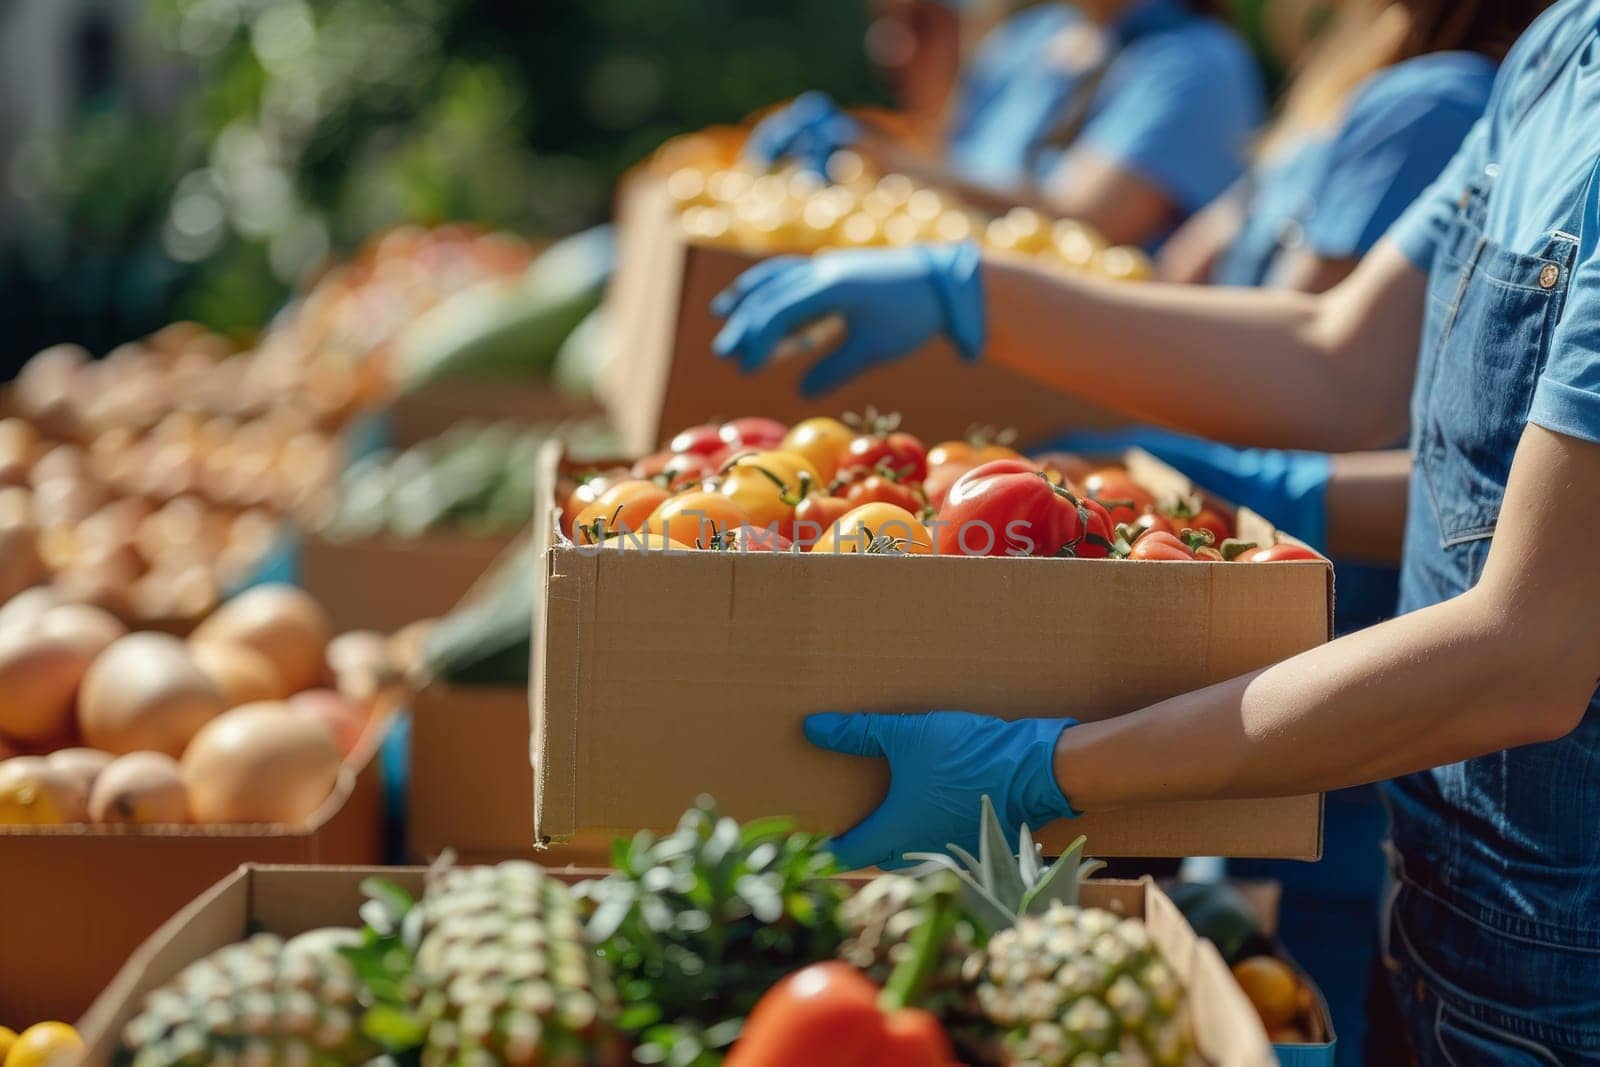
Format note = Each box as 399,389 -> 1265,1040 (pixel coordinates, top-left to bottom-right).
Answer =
4,1022 -> 83,1067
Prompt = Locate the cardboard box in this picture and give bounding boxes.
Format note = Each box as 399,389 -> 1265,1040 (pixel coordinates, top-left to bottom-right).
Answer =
600,176 -> 1128,455
79,866 -> 1275,1067
533,443 -> 1329,859
0,721 -> 392,1028
299,529 -> 515,633
407,680 -> 612,866
386,380 -> 602,448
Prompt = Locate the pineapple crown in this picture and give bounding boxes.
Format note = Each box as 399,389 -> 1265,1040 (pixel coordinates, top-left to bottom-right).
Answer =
906,795 -> 1105,937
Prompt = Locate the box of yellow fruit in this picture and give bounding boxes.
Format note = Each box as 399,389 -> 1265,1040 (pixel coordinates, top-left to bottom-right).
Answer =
600,131 -> 1147,455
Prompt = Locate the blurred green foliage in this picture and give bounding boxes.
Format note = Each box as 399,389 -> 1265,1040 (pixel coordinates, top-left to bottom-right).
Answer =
2,0 -> 879,365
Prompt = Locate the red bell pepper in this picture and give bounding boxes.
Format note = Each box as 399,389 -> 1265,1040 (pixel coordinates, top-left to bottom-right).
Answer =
727,877 -> 964,1067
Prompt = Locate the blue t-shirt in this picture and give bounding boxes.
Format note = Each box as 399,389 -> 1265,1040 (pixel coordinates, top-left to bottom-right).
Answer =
1391,4 -> 1600,448
1214,51 -> 1495,287
946,0 -> 1262,214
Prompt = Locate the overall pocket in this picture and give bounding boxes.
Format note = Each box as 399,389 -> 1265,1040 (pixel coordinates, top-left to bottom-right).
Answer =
1415,228 -> 1577,546
1434,1003 -> 1564,1067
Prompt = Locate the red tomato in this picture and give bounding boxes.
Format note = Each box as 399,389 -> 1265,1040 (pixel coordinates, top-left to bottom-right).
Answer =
719,416 -> 788,450
1185,506 -> 1234,544
923,460 -> 979,512
1126,530 -> 1197,561
1033,451 -> 1094,488
1160,499 -> 1235,543
793,494 -> 853,549
843,430 -> 928,483
631,451 -> 673,480
1076,497 -> 1115,559
723,526 -> 794,552
935,460 -> 1085,558
660,451 -> 718,490
1083,468 -> 1156,525
1133,511 -> 1175,537
845,474 -> 923,513
1244,542 -> 1322,563
670,424 -> 724,455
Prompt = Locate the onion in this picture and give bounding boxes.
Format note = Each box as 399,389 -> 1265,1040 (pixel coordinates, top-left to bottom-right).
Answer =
180,702 -> 342,825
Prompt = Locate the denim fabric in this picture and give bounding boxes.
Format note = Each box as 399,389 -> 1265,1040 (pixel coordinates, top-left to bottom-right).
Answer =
1382,3 -> 1600,1048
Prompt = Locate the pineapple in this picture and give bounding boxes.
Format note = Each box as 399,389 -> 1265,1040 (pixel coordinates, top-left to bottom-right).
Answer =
970,900 -> 1193,1067
884,797 -> 1195,1067
409,861 -> 626,1067
838,873 -> 983,1030
119,928 -> 377,1067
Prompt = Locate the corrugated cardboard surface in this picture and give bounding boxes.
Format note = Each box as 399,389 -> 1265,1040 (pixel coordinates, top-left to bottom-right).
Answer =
387,380 -> 600,447
80,867 -> 1273,1067
533,443 -> 1328,859
600,176 -> 1129,455
0,724 -> 390,1028
300,529 -> 512,633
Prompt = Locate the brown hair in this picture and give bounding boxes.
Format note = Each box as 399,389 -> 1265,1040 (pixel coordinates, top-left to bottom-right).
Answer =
1259,0 -> 1550,155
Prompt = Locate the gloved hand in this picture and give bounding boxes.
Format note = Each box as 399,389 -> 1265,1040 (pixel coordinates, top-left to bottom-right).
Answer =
711,242 -> 985,397
1037,427 -> 1333,551
746,91 -> 861,175
804,710 -> 1078,871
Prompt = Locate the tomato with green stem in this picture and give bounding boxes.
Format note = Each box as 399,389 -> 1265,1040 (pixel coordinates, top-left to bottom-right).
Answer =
935,460 -> 1090,558
643,491 -> 750,547
572,480 -> 672,544
844,473 -> 924,513
1083,468 -> 1155,525
811,503 -> 933,555
1122,526 -> 1213,561
719,464 -> 809,540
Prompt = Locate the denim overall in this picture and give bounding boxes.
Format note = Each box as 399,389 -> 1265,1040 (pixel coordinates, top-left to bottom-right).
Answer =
1380,42 -> 1600,1061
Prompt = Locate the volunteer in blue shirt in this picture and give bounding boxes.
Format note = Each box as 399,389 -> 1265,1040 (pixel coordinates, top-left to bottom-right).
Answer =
749,0 -> 1264,247
712,1 -> 1600,1058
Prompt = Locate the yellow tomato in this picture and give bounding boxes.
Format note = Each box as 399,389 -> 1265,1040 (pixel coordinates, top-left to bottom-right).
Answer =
810,503 -> 932,555
725,449 -> 819,493
595,532 -> 695,553
0,1027 -> 15,1063
572,480 -> 672,545
643,492 -> 750,548
4,1023 -> 82,1067
719,465 -> 808,538
780,418 -> 853,482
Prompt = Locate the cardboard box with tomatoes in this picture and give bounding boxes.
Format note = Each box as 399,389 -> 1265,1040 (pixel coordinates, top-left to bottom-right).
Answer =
599,171 -> 1140,455
531,410 -> 1331,860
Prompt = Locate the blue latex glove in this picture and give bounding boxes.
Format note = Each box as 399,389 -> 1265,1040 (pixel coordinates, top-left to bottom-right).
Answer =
711,242 -> 985,397
1037,427 -> 1334,551
804,710 -> 1078,871
746,91 -> 861,175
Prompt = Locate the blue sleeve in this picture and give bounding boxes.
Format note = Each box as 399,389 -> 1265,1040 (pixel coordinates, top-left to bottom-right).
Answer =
1530,180 -> 1600,445
1304,58 -> 1493,259
1387,118 -> 1488,268
1076,30 -> 1264,212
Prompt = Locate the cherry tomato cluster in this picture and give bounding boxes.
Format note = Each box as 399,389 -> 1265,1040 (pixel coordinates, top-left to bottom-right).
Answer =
556,413 -> 1322,563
